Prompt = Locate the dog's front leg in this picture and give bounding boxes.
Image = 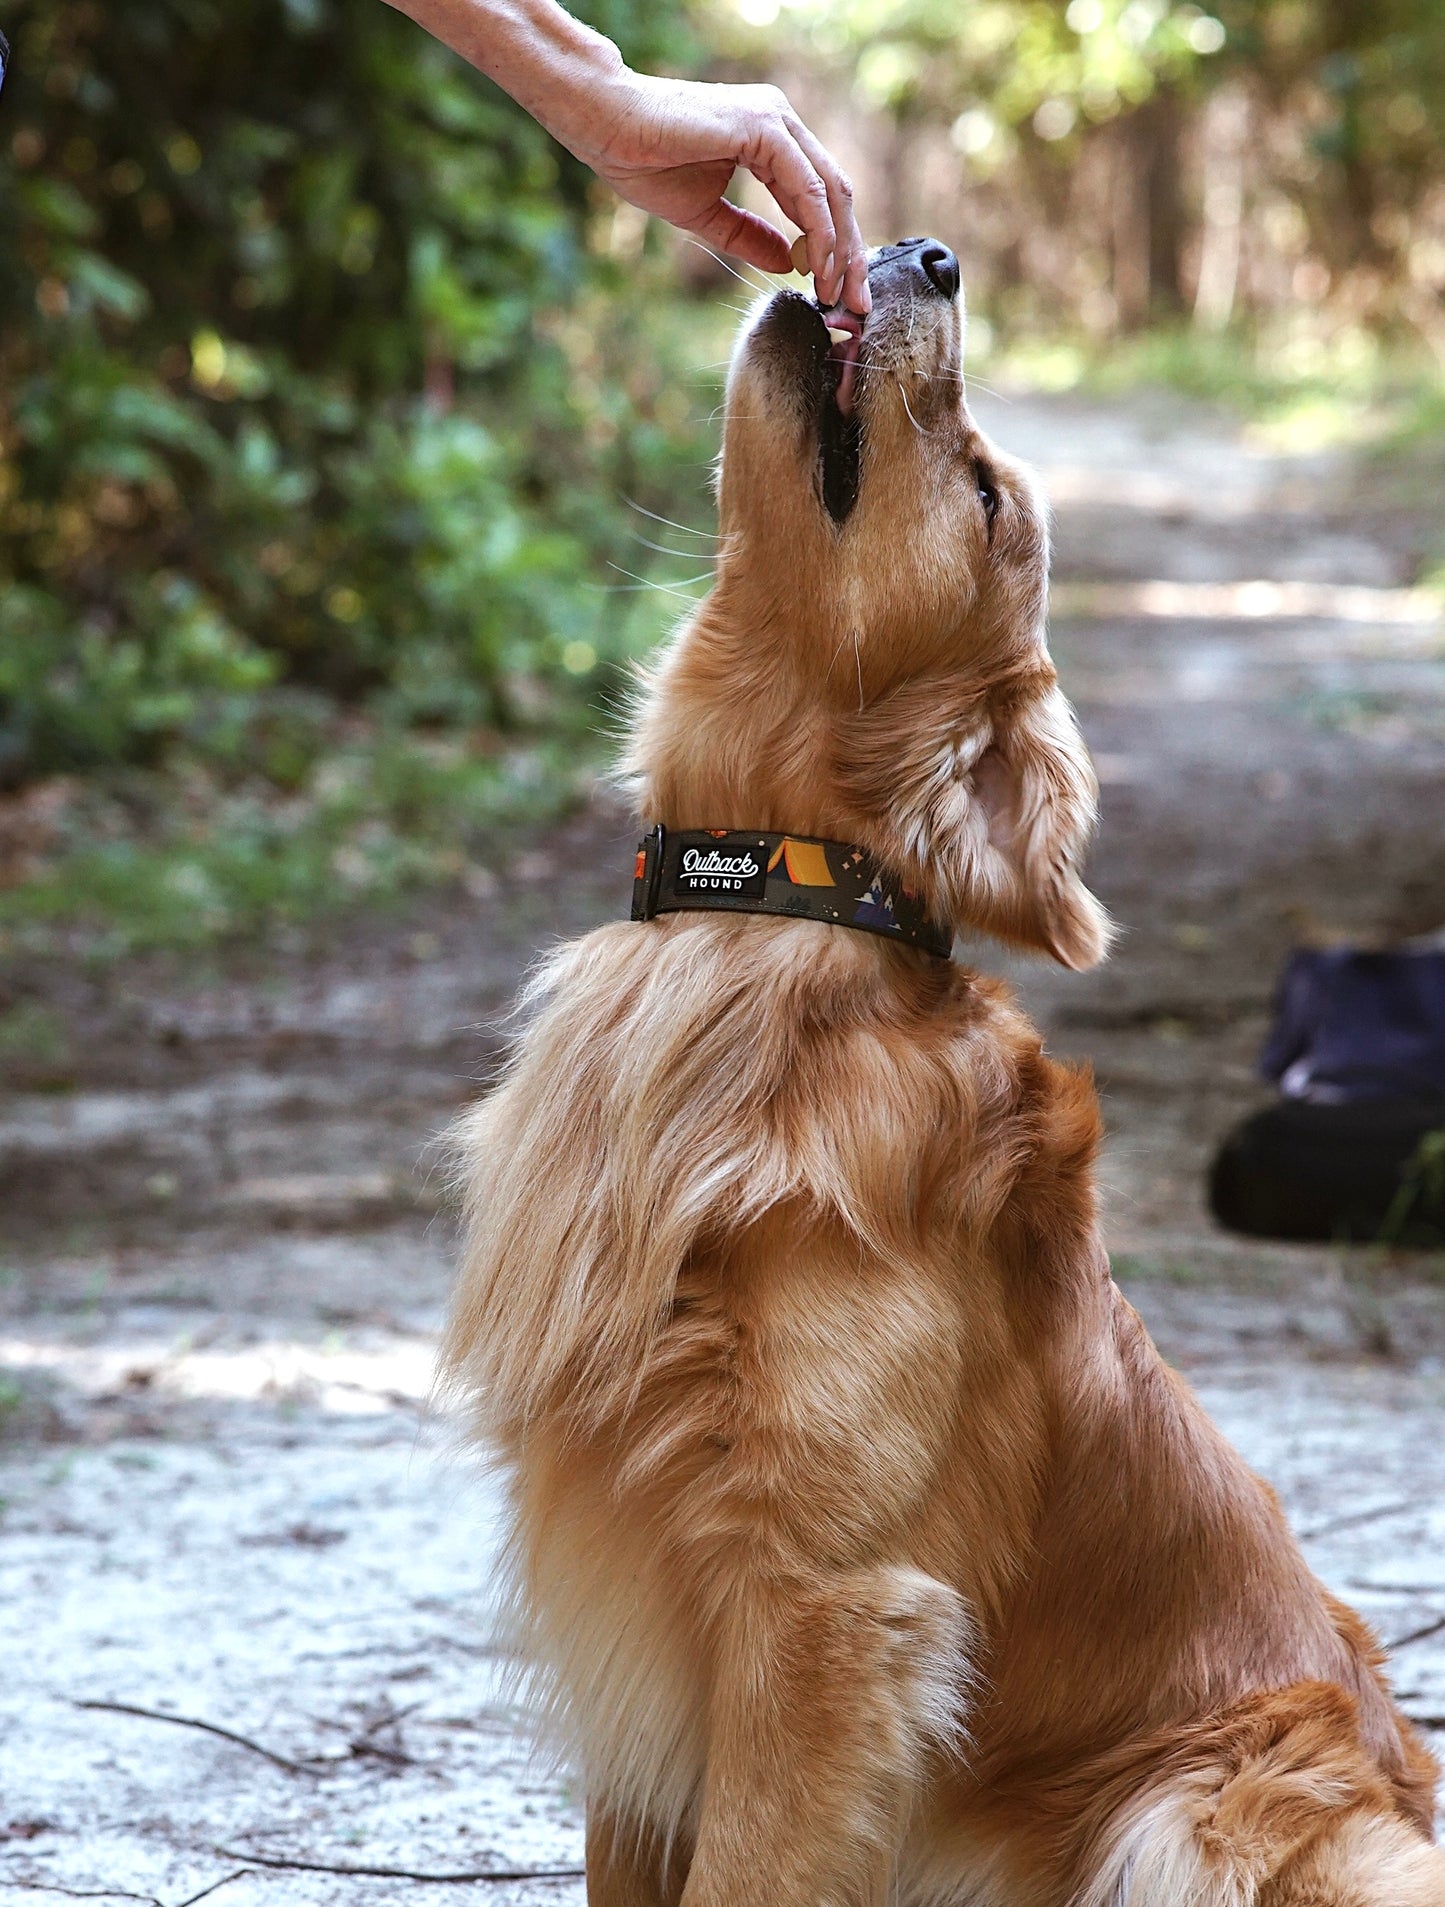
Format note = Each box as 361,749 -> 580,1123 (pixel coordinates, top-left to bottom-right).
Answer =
586,1805 -> 691,1907
683,1565 -> 971,1907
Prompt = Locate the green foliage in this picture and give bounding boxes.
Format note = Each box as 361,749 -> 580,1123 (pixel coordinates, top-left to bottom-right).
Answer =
712,0 -> 1233,139
0,727 -> 586,955
724,0 -> 1445,161
1213,0 -> 1445,159
0,0 -> 707,788
718,0 -> 1445,335
1381,1127 -> 1445,1249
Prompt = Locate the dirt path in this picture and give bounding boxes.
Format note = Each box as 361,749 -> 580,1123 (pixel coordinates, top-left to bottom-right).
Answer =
3,385 -> 1444,1905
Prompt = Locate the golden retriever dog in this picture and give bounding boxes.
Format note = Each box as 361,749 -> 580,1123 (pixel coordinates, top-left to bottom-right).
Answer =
444,238 -> 1442,1905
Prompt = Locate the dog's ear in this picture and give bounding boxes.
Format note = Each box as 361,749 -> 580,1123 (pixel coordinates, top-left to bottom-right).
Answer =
958,685 -> 1112,970
839,673 -> 1110,970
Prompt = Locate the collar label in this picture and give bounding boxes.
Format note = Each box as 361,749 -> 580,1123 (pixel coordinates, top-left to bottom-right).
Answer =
673,843 -> 768,899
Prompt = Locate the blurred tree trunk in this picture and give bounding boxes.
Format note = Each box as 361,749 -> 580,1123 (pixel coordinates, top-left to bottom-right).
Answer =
1110,120 -> 1148,330
1319,0 -> 1384,268
1111,89 -> 1185,330
1145,89 -> 1187,318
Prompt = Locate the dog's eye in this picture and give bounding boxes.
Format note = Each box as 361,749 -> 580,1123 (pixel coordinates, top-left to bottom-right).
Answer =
976,464 -> 999,534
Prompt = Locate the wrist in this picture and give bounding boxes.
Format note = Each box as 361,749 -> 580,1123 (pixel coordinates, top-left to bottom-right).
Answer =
532,35 -> 637,170
478,0 -> 628,160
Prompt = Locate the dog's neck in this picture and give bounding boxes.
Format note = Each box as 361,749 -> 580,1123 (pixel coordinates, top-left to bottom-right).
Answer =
627,593 -> 870,839
625,591 -> 1110,973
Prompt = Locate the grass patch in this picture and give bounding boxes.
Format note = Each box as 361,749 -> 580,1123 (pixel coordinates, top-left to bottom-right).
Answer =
0,722 -> 610,961
0,1001 -> 70,1066
1108,1251 -> 1212,1286
1299,686 -> 1445,748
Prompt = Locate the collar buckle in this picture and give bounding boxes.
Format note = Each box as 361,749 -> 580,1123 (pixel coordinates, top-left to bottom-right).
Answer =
631,822 -> 666,922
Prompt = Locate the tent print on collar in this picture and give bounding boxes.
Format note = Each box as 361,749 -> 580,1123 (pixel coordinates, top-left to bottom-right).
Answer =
766,838 -> 836,886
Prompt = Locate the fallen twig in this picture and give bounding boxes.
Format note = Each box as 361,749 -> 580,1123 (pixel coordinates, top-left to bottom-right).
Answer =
309,1695 -> 423,1769
1387,1614 -> 1445,1651
340,1736 -> 416,1769
1299,1498 -> 1424,1542
216,1845 -> 584,1883
171,1873 -> 255,1907
9,1885 -> 160,1905
9,1874 -> 251,1907
75,1700 -> 318,1778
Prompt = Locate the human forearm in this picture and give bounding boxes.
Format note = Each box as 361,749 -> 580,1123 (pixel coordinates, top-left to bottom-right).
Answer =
382,0 -> 627,162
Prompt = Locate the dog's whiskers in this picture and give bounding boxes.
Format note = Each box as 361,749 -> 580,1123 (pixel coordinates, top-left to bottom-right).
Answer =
601,562 -> 712,600
905,365 -> 1012,403
631,532 -> 719,562
683,238 -> 776,299
823,622 -> 867,712
623,500 -> 721,543
895,377 -> 931,438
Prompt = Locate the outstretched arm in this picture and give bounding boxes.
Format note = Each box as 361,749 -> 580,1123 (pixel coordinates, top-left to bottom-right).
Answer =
382,0 -> 870,313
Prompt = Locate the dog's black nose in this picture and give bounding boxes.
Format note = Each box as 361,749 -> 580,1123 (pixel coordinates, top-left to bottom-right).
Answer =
871,237 -> 962,303
918,242 -> 960,299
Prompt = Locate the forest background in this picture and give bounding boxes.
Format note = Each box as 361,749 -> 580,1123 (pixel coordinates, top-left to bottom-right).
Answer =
1,0 -> 1443,957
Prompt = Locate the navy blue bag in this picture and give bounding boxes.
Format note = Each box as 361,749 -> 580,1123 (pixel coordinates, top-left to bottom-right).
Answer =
1210,947 -> 1445,1244
1259,947 -> 1445,1107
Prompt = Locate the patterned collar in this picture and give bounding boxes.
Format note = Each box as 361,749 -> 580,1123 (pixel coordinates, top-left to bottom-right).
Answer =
630,825 -> 953,960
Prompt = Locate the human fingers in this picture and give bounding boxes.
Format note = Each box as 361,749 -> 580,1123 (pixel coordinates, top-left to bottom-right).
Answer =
739,108 -> 840,301
687,198 -> 794,276
785,119 -> 870,315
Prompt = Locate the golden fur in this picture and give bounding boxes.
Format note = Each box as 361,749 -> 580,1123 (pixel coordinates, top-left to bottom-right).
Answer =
444,244 -> 1442,1905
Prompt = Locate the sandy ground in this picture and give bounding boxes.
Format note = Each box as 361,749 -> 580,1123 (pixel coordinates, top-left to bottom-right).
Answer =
3,382 -> 1444,1906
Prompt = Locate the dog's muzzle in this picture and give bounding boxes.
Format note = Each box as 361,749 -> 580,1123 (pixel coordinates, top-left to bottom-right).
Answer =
750,237 -> 963,528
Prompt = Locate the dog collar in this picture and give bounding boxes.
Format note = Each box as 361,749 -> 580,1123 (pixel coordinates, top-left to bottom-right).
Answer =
630,825 -> 953,960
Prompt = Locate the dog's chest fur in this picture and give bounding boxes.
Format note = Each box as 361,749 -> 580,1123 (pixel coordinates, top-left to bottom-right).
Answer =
445,929 -> 1081,1834
496,1174 -> 1048,1841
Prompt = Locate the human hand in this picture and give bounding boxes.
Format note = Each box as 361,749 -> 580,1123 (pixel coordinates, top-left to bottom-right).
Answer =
384,1 -> 869,313
566,70 -> 870,316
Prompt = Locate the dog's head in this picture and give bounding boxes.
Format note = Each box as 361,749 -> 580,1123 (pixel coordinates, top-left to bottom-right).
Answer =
719,238 -> 1044,660
637,238 -> 1110,970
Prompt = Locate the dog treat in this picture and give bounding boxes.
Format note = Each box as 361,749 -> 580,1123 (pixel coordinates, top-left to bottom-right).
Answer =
789,233 -> 808,276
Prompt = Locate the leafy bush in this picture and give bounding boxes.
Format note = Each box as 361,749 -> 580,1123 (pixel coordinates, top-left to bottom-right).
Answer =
0,0 -> 709,788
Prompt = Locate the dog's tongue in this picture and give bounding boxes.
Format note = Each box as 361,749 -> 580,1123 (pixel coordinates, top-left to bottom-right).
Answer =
822,305 -> 863,415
